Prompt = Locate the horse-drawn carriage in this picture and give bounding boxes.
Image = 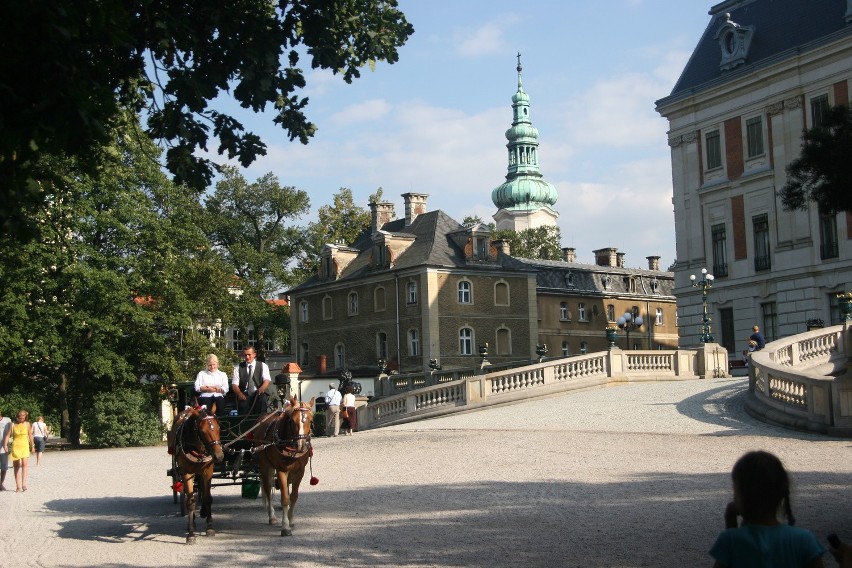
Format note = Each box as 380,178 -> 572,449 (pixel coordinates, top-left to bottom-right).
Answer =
165,377 -> 316,542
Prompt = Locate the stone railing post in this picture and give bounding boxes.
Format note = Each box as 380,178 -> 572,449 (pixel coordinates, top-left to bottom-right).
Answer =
607,347 -> 625,377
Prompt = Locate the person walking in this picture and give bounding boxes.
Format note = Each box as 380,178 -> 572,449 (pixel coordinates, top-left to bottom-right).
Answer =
0,410 -> 10,490
31,415 -> 49,466
2,410 -> 34,492
325,382 -> 342,437
341,386 -> 357,435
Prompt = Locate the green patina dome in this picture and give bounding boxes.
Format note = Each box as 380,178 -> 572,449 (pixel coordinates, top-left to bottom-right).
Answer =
492,176 -> 558,210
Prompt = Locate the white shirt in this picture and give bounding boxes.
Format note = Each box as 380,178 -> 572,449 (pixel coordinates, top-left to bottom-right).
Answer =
0,417 -> 10,454
326,388 -> 342,406
195,369 -> 229,398
32,420 -> 47,439
232,361 -> 271,394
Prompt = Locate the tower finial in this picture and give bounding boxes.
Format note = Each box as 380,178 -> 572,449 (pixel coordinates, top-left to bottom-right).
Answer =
516,52 -> 522,73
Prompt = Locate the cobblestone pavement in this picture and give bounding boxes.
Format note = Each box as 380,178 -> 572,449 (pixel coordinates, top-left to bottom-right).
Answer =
1,377 -> 849,568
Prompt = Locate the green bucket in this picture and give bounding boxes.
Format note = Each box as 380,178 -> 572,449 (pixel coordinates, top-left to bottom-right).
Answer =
241,479 -> 260,499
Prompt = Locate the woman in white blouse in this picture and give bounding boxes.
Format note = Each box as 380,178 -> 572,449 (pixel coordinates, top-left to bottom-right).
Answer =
31,416 -> 49,466
194,354 -> 230,415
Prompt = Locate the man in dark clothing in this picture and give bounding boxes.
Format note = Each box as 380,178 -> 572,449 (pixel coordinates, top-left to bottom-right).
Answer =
749,325 -> 766,350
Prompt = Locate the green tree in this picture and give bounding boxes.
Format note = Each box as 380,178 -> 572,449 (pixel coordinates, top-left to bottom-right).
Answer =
296,188 -> 371,279
205,167 -> 310,355
462,215 -> 495,229
0,1 -> 413,237
0,114 -> 229,444
780,104 -> 852,213
493,226 -> 562,260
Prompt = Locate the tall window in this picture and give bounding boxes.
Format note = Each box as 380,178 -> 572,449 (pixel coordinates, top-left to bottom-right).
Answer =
753,214 -> 770,271
711,223 -> 728,277
334,344 -> 345,369
655,308 -> 663,325
496,328 -> 510,355
560,302 -> 569,320
300,342 -> 309,366
299,301 -> 309,323
374,286 -> 386,312
580,342 -> 587,354
820,213 -> 839,260
494,281 -> 509,305
578,303 -> 587,321
719,308 -> 735,354
408,329 -> 420,356
561,341 -> 569,357
705,129 -> 722,169
323,296 -> 333,319
606,304 -> 615,322
459,328 -> 473,355
746,116 -> 764,158
458,280 -> 472,304
348,291 -> 358,315
830,293 -> 843,325
407,281 -> 417,305
761,302 -> 778,342
811,94 -> 830,129
377,332 -> 388,360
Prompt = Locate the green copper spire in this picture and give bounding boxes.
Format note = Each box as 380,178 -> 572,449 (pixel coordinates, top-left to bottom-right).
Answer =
491,54 -> 558,212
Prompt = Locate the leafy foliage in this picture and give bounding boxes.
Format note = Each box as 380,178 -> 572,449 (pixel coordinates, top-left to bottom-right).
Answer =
81,386 -> 163,448
493,226 -> 562,260
0,1 -> 413,236
781,104 -> 852,213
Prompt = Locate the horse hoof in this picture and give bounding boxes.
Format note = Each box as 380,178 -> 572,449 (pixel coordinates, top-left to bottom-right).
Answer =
186,536 -> 196,545
281,528 -> 292,536
269,517 -> 278,525
206,529 -> 215,537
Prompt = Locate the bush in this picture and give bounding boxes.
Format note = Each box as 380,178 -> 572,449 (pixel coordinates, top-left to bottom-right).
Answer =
0,388 -> 55,428
312,410 -> 326,437
81,386 -> 163,448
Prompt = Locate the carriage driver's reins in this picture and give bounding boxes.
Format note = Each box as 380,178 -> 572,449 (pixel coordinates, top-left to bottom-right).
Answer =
177,411 -> 221,464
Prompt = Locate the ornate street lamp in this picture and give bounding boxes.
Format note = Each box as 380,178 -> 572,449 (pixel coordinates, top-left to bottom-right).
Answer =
377,358 -> 387,375
428,358 -> 442,372
605,326 -> 617,350
690,268 -> 715,343
535,343 -> 548,362
616,311 -> 644,350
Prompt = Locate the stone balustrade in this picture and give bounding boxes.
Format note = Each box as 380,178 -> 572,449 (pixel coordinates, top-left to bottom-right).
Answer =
358,345 -> 719,430
747,325 -> 852,437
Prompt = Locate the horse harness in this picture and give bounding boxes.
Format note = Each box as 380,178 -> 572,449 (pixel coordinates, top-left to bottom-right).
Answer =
176,411 -> 221,464
252,406 -> 313,458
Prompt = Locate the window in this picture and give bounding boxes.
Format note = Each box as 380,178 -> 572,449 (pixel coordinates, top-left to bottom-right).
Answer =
377,332 -> 388,360
374,286 -> 386,312
705,129 -> 722,170
334,343 -> 345,369
348,291 -> 358,315
745,116 -> 764,158
606,304 -> 615,322
300,342 -> 309,366
494,281 -> 509,305
562,341 -> 569,357
655,308 -> 663,325
475,237 -> 488,259
323,255 -> 333,280
580,342 -> 587,354
761,302 -> 778,343
299,301 -> 309,323
830,293 -> 843,325
458,280 -> 472,304
407,281 -> 417,305
408,329 -> 420,356
719,308 -> 735,354
711,223 -> 728,277
811,94 -> 830,129
820,213 -> 839,260
753,214 -> 770,271
496,328 -> 511,355
231,329 -> 242,351
578,303 -> 587,321
322,296 -> 333,319
459,328 -> 473,355
560,302 -> 569,321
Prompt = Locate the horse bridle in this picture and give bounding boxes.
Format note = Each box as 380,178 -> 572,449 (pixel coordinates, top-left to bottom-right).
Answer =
178,410 -> 221,462
271,406 -> 313,455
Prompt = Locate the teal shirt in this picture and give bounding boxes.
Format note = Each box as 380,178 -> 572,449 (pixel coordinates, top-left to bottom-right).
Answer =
710,523 -> 825,567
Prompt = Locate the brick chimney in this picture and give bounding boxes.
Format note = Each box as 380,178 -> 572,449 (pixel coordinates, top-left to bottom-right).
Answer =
616,252 -> 625,268
401,192 -> 428,226
494,239 -> 511,256
647,256 -> 661,271
370,201 -> 395,233
593,247 -> 618,267
562,247 -> 576,263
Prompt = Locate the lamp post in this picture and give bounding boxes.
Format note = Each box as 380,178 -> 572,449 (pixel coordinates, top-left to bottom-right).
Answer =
535,343 -> 548,363
690,268 -> 715,343
616,311 -> 644,350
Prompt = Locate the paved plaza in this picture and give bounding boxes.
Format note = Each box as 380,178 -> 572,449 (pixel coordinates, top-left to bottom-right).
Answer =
1,376 -> 849,567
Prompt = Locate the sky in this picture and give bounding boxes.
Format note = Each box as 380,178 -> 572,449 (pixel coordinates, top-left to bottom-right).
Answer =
225,1 -> 714,270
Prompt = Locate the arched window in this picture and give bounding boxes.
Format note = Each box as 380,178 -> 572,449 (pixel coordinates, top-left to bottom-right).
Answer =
656,307 -> 664,325
607,304 -> 615,322
407,281 -> 417,305
562,341 -> 569,356
458,280 -> 472,304
334,343 -> 345,369
496,328 -> 511,355
560,302 -> 569,320
348,291 -> 358,315
408,328 -> 420,356
494,281 -> 509,305
459,327 -> 473,355
322,296 -> 333,320
374,286 -> 386,312
299,301 -> 309,323
578,303 -> 587,321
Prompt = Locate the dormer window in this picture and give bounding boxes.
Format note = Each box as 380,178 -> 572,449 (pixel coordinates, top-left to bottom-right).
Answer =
714,13 -> 754,71
476,237 -> 488,260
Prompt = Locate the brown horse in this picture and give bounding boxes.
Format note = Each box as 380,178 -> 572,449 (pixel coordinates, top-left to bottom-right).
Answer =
253,396 -> 315,536
168,407 -> 225,544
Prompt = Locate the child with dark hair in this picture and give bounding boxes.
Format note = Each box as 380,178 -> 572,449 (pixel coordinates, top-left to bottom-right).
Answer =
710,451 -> 825,568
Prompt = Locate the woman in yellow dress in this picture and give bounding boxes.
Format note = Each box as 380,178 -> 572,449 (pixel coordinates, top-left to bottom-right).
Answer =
2,410 -> 34,492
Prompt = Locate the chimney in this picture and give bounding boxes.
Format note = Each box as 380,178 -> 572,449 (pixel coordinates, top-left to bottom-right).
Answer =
562,247 -> 576,263
647,256 -> 661,271
401,192 -> 428,226
494,239 -> 511,256
593,247 -> 618,267
370,201 -> 395,233
616,252 -> 626,268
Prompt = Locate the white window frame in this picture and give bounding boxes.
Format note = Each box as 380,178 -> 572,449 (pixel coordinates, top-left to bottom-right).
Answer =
459,327 -> 473,355
408,328 -> 420,356
458,280 -> 472,304
299,301 -> 309,323
348,291 -> 358,316
578,303 -> 587,321
407,281 -> 417,305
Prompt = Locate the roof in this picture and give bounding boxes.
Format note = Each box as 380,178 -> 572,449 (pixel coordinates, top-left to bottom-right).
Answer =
658,0 -> 852,106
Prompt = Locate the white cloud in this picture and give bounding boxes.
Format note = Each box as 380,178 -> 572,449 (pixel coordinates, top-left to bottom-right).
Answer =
329,99 -> 392,126
456,22 -> 505,57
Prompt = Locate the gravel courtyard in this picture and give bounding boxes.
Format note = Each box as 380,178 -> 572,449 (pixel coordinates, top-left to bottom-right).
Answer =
1,376 -> 849,567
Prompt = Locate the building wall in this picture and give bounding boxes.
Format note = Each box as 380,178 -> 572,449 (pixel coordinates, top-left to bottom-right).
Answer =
659,27 -> 852,351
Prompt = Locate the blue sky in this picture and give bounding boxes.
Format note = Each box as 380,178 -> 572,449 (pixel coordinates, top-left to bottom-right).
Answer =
225,1 -> 713,270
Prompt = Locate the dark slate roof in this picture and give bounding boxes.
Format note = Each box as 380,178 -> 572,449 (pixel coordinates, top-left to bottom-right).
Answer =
658,0 -> 851,106
501,256 -> 675,298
